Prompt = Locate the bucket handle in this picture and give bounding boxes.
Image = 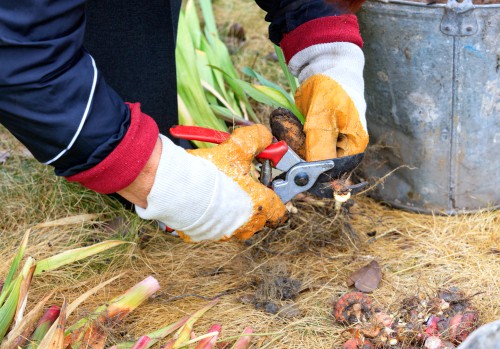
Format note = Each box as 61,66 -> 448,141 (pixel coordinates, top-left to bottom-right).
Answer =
441,0 -> 478,36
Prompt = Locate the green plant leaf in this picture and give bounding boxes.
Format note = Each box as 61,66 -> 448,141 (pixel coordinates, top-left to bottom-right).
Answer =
275,45 -> 298,95
239,68 -> 303,122
185,0 -> 202,49
201,36 -> 253,120
176,11 -> 227,136
201,80 -> 239,117
12,257 -> 36,327
0,230 -> 29,305
252,85 -> 291,107
0,275 -> 22,341
198,0 -> 218,40
232,80 -> 304,122
199,39 -> 242,115
196,51 -> 216,96
209,105 -> 252,126
176,0 -> 260,131
34,240 -> 128,275
241,66 -> 293,104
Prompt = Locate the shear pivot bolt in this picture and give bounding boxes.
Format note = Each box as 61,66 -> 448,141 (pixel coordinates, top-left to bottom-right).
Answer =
294,173 -> 309,186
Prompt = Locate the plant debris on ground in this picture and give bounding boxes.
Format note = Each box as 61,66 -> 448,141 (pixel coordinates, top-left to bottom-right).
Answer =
333,288 -> 480,348
1,151 -> 498,348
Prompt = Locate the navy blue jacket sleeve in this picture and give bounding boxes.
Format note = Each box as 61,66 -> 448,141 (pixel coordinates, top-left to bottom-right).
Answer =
254,0 -> 344,44
0,0 -> 130,176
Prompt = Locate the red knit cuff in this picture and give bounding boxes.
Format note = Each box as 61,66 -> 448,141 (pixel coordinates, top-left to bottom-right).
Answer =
66,102 -> 159,194
280,15 -> 363,64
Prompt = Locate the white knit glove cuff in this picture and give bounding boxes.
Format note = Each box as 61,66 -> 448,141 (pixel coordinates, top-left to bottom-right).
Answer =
135,134 -> 253,242
288,42 -> 367,131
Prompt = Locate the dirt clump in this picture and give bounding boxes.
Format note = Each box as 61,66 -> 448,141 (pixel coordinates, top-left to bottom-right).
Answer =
237,264 -> 304,318
269,108 -> 306,159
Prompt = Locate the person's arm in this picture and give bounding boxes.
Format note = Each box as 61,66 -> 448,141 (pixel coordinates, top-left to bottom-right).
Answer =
256,0 -> 369,160
0,1 -> 286,241
0,1 -> 156,185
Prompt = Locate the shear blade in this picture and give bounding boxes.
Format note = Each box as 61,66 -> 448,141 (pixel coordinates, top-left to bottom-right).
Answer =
307,153 -> 365,198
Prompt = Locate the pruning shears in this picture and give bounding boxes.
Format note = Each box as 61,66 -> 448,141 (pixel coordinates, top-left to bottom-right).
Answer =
170,125 -> 366,203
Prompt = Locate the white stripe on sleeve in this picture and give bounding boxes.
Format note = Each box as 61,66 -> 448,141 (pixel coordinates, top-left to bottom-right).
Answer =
44,54 -> 98,165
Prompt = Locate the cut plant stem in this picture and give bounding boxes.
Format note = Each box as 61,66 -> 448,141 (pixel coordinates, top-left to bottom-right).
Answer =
334,192 -> 351,211
333,179 -> 352,211
64,276 -> 160,349
67,273 -> 124,317
36,274 -> 125,349
114,315 -> 190,349
1,293 -> 55,349
26,305 -> 61,349
231,327 -> 253,349
130,336 -> 151,349
37,300 -> 67,349
194,325 -> 221,349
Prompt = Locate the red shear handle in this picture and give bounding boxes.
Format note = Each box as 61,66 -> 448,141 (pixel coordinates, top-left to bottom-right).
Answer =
169,125 -> 288,167
170,125 -> 230,143
257,141 -> 288,167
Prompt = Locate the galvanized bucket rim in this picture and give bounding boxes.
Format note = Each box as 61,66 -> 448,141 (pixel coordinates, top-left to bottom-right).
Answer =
366,0 -> 500,8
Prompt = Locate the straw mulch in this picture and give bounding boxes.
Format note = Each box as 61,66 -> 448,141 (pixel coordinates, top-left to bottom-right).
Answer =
1,132 -> 499,348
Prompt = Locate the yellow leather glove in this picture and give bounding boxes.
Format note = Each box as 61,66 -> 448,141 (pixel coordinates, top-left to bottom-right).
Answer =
135,124 -> 287,242
281,16 -> 369,161
296,66 -> 369,161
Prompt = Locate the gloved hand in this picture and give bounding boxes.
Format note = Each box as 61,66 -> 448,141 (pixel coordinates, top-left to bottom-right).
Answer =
289,40 -> 368,161
292,44 -> 368,161
255,2 -> 368,161
135,124 -> 287,242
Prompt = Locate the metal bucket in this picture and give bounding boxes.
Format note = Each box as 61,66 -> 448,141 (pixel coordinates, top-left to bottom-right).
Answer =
357,0 -> 500,214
